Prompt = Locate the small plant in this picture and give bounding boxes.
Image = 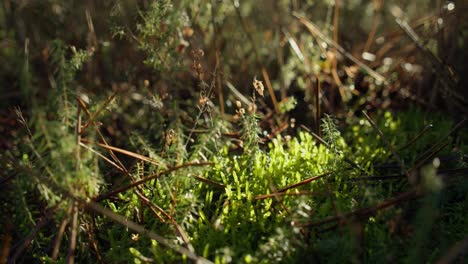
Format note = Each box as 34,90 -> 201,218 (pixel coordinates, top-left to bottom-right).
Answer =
136,0 -> 190,71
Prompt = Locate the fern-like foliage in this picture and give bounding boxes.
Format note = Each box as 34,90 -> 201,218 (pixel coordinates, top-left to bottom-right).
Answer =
188,117 -> 231,161
14,45 -> 97,206
49,40 -> 92,125
240,111 -> 261,155
321,114 -> 344,167
136,0 -> 189,71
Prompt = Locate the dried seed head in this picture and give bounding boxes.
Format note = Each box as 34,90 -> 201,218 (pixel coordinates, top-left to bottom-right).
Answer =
192,62 -> 202,72
235,107 -> 245,118
198,95 -> 209,108
253,77 -> 264,97
248,103 -> 257,113
165,129 -> 176,146
131,233 -> 140,241
197,49 -> 204,57
182,27 -> 194,38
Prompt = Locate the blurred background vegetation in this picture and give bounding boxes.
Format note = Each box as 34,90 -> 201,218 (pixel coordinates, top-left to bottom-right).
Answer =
1,0 -> 467,115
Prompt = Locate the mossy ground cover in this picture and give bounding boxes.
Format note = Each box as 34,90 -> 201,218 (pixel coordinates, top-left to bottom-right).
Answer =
1,1 -> 467,263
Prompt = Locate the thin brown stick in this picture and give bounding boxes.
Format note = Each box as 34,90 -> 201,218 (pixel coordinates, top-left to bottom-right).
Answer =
331,0 -> 346,100
85,9 -> 98,49
66,202 -> 79,264
95,162 -> 213,201
215,51 -> 224,114
398,124 -> 433,151
362,110 -> 409,179
191,174 -> 225,189
77,97 -> 91,117
333,0 -> 339,54
301,189 -> 421,228
348,167 -> 468,182
170,218 -> 193,251
263,121 -> 289,142
255,190 -> 325,200
93,128 -> 134,183
277,17 -> 286,100
278,171 -> 333,193
411,141 -> 450,174
209,2 -> 224,115
81,139 -> 162,166
79,142 -> 125,172
363,0 -> 382,53
137,191 -> 167,222
84,221 -> 104,264
261,67 -> 279,114
51,203 -> 73,260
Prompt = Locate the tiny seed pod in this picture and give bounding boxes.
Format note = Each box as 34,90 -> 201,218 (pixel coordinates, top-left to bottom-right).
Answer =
253,77 -> 264,97
165,129 -> 176,146
198,96 -> 209,108
182,27 -> 194,38
131,233 -> 140,242
290,118 -> 296,128
248,103 -> 257,113
197,49 -> 204,57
